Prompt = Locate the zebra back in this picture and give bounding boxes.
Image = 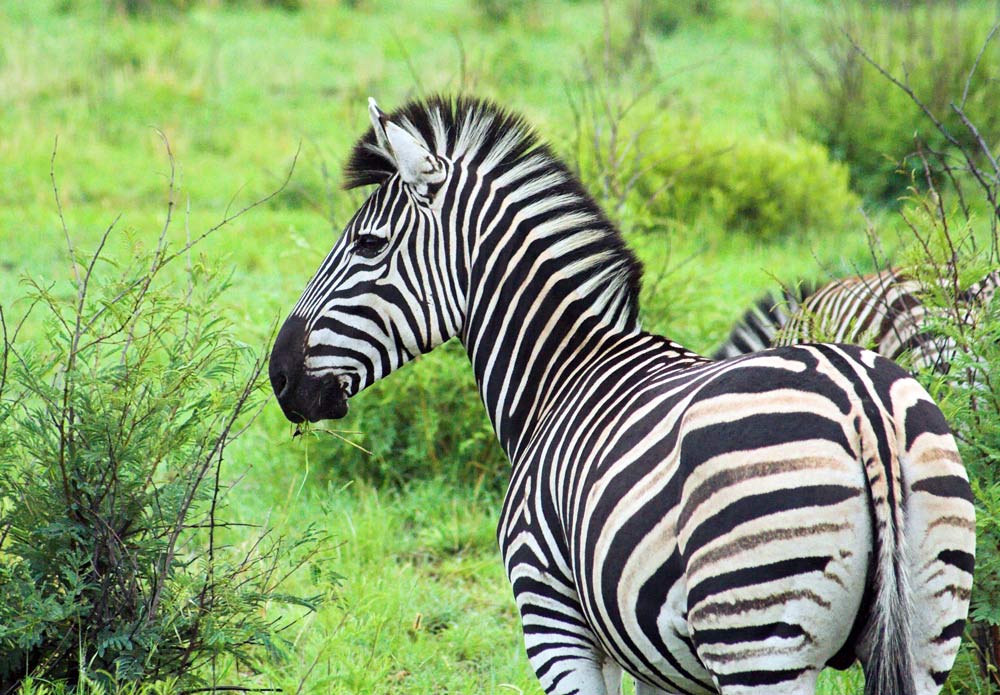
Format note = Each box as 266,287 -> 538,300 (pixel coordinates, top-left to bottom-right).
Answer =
716,268 -> 999,374
710,282 -> 814,359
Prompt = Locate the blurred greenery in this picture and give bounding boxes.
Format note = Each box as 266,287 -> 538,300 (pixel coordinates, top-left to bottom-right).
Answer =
779,1 -> 1000,203
2,0 -> 997,692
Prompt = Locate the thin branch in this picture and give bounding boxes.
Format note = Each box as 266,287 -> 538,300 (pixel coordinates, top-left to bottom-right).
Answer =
223,180 -> 250,222
0,304 -> 7,400
121,129 -> 177,366
950,102 -> 1000,181
960,20 -> 1000,109
79,144 -> 300,343
50,139 -> 76,505
50,136 -> 81,291
845,31 -> 1000,223
159,143 -> 300,269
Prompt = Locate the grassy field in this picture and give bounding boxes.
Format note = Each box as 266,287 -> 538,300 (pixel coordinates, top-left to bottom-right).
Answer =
3,0 -> 992,693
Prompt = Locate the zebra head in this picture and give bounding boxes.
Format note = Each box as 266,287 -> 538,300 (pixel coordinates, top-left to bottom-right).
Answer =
269,98 -> 463,422
271,96 -> 640,428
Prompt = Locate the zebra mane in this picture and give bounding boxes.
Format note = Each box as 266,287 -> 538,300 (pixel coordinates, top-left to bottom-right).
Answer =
344,95 -> 538,189
343,94 -> 644,319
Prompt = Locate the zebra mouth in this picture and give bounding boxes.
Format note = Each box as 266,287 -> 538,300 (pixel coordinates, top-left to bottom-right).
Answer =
272,370 -> 351,423
301,376 -> 350,422
270,315 -> 355,423
316,379 -> 350,421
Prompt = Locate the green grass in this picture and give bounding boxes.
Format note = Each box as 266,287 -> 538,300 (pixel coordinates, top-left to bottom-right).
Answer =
0,1 -> 962,693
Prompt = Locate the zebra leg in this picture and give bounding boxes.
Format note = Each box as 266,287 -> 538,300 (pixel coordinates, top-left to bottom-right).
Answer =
512,568 -> 619,695
520,637 -> 615,695
601,658 -> 623,694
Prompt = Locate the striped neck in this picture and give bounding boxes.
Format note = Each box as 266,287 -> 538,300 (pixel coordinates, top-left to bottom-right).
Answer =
459,165 -> 642,461
342,95 -> 644,459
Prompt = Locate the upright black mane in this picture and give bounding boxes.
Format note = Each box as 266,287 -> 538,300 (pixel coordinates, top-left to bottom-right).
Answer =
343,95 -> 537,189
342,95 -> 644,321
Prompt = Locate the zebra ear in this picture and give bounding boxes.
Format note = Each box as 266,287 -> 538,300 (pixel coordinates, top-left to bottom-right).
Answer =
367,97 -> 445,188
383,121 -> 446,188
368,97 -> 391,153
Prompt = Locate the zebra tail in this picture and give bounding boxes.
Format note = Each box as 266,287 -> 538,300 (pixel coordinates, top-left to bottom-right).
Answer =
861,427 -> 917,695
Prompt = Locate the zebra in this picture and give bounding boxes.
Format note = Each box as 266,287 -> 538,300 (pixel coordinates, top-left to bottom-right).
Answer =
711,283 -> 813,360
712,268 -> 999,373
268,96 -> 975,695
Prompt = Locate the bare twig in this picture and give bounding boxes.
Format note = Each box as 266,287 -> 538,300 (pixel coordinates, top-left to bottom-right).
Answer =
960,20 -> 1000,109
160,143 -> 300,268
0,304 -> 7,401
50,140 -> 76,505
79,143 -> 300,344
121,128 -> 177,366
950,102 -> 1000,182
50,136 -> 80,292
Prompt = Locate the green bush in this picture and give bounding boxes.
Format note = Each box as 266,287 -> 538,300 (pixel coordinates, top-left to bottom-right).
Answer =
565,55 -> 858,241
0,170 -> 322,690
897,208 -> 1000,693
780,3 -> 1000,202
580,110 -> 859,240
471,0 -> 535,25
648,130 -> 858,240
631,0 -> 720,36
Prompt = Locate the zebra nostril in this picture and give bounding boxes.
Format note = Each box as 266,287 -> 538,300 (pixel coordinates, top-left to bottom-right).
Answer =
274,372 -> 289,399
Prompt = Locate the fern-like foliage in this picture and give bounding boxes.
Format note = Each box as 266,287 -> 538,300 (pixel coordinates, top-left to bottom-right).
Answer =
0,146 -> 322,692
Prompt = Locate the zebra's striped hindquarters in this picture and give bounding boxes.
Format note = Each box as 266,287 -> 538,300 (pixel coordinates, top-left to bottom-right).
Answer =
675,366 -> 871,694
506,342 -> 974,695
676,346 -> 974,694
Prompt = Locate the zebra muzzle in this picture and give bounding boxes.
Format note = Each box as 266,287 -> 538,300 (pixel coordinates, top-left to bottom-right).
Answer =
269,315 -> 350,422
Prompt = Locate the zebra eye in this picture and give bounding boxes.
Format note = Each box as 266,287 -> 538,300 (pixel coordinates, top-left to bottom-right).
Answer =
353,234 -> 388,259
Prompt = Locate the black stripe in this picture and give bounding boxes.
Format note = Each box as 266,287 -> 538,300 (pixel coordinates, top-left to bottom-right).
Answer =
687,556 -> 832,609
679,411 -> 854,472
546,668 -> 571,692
716,667 -> 805,687
732,332 -> 755,354
937,549 -> 975,574
747,314 -> 775,345
912,476 -> 974,503
933,619 -> 966,643
686,485 -> 861,556
695,621 -> 807,646
904,398 -> 953,443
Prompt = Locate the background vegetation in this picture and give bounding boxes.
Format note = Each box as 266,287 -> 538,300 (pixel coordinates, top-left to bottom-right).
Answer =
1,0 -> 997,693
